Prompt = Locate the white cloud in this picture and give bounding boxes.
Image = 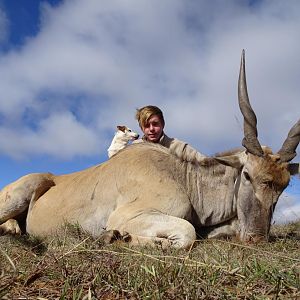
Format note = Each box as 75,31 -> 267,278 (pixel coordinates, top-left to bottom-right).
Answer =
0,112 -> 101,159
273,175 -> 300,224
273,192 -> 300,224
0,0 -> 299,158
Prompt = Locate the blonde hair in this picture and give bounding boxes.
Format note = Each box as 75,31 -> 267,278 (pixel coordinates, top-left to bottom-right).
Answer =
135,105 -> 165,129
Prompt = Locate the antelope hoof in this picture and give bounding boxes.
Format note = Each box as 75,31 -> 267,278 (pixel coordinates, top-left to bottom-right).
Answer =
101,229 -> 122,244
0,219 -> 21,235
122,232 -> 132,243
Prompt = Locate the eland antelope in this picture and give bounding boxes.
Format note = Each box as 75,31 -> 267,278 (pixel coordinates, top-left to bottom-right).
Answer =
0,51 -> 299,248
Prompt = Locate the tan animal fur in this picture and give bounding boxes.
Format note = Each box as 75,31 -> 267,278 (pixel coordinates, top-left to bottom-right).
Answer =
0,51 -> 299,248
0,142 -> 298,248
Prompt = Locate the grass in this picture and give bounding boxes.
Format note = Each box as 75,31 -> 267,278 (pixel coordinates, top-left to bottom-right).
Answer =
0,222 -> 299,299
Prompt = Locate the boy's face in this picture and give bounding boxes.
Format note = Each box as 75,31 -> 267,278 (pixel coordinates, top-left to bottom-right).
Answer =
142,114 -> 164,143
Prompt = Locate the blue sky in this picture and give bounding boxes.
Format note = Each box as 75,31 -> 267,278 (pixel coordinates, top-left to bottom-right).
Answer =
1,0 -> 58,47
0,0 -> 299,223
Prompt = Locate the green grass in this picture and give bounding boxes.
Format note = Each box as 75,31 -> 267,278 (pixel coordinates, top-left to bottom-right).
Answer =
0,222 -> 299,299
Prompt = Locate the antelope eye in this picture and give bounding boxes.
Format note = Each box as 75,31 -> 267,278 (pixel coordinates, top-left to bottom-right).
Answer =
243,171 -> 251,181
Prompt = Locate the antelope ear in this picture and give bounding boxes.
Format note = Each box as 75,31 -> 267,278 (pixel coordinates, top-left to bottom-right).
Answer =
214,154 -> 245,169
288,163 -> 299,175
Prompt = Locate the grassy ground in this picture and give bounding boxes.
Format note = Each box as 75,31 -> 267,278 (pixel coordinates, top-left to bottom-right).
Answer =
0,223 -> 299,299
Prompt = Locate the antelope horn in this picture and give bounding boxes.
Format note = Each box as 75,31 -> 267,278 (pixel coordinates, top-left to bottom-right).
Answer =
277,119 -> 300,162
238,50 -> 264,156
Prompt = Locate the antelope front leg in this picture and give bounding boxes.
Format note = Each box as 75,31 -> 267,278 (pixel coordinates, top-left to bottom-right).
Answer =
106,209 -> 197,249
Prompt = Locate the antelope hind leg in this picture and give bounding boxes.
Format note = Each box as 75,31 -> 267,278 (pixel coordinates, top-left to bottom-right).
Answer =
0,173 -> 55,234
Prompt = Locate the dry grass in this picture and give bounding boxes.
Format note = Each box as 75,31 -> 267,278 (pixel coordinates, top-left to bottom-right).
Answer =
0,222 -> 299,299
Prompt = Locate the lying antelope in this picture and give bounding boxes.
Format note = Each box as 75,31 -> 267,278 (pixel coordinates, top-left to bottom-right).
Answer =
0,51 -> 299,248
